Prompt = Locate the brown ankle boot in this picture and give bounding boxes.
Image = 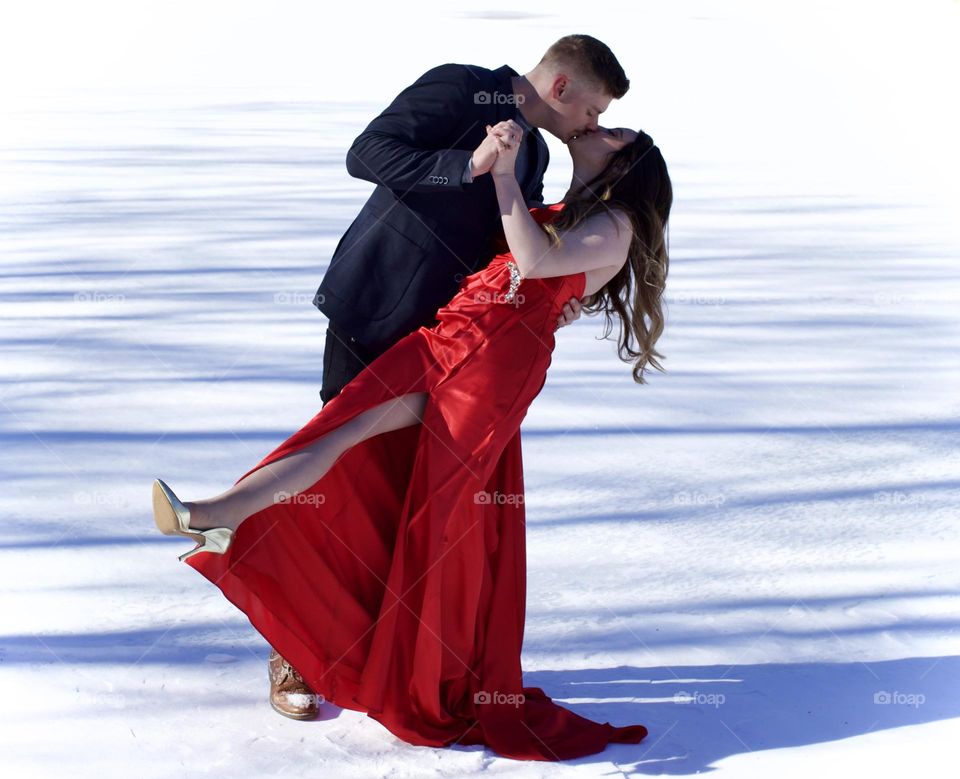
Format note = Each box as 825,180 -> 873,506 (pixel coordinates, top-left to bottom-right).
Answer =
268,648 -> 321,720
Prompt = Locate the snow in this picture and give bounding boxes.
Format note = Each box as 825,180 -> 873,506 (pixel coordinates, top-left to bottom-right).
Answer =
1,0 -> 959,776
283,693 -> 322,708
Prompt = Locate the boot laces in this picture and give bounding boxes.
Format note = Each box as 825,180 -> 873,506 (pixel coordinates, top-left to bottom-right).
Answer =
274,654 -> 305,686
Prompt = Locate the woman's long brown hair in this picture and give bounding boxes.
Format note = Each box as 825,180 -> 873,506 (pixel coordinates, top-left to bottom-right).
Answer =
545,130 -> 672,383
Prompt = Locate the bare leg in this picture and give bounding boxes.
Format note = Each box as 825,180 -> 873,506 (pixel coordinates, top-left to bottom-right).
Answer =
186,392 -> 428,531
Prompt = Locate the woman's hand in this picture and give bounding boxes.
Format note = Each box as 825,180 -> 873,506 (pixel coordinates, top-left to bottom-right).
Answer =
555,297 -> 583,330
488,119 -> 523,178
471,125 -> 505,177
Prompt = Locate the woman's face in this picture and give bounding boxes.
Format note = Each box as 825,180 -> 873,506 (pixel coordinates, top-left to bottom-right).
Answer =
567,125 -> 639,181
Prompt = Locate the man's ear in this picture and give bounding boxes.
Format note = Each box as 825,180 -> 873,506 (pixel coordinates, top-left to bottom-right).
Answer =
552,74 -> 569,101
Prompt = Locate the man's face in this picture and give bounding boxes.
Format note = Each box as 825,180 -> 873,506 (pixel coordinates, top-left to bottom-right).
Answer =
546,74 -> 613,144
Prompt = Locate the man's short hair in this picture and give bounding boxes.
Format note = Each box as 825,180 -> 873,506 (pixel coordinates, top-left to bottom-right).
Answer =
538,34 -> 629,99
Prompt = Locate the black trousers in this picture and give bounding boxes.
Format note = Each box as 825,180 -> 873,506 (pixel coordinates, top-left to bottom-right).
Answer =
319,322 -> 386,406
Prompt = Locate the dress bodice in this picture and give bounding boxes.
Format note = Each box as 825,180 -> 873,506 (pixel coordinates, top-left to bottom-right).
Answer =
474,202 -> 586,322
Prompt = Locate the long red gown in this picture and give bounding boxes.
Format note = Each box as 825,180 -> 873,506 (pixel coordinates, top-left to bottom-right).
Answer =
185,202 -> 649,760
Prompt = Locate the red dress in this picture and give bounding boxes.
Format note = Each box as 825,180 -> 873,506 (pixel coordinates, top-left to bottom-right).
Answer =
186,203 -> 648,760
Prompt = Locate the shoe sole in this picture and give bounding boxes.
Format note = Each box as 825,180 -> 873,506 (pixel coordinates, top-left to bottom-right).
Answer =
152,481 -> 180,536
152,480 -> 202,542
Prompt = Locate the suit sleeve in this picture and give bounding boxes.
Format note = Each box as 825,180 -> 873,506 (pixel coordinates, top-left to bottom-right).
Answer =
526,183 -> 545,208
345,64 -> 477,194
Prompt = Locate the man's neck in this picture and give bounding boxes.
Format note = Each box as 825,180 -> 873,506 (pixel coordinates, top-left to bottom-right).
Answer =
510,75 -> 540,128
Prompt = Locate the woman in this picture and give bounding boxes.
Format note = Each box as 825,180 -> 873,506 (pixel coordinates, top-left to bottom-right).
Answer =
152,120 -> 672,761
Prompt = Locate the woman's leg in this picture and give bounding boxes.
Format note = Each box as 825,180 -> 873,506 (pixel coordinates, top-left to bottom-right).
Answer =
186,392 -> 429,531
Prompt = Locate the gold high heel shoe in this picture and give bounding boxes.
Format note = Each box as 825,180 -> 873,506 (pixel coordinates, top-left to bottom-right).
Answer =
152,478 -> 234,562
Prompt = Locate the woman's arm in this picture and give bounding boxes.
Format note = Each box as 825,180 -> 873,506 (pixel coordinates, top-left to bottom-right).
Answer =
490,143 -> 632,280
487,120 -> 633,279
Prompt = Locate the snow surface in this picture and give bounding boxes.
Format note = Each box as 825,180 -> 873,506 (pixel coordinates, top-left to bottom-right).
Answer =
1,0 -> 959,776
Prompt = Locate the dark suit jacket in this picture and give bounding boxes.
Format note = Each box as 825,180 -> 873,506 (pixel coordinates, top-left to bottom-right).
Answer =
312,63 -> 549,354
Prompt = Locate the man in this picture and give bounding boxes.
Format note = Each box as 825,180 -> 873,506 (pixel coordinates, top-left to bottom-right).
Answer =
268,33 -> 629,720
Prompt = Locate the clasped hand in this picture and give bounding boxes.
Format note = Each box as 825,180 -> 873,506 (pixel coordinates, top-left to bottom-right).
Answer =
471,119 -> 582,330
471,119 -> 524,178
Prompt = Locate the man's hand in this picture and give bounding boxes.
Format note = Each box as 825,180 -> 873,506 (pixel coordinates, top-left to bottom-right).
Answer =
472,120 -> 524,177
488,120 -> 523,177
471,122 -> 513,177
555,297 -> 582,331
